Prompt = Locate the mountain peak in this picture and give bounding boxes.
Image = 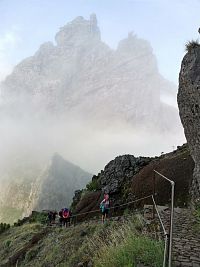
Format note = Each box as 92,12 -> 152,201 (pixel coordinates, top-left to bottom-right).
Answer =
55,14 -> 100,46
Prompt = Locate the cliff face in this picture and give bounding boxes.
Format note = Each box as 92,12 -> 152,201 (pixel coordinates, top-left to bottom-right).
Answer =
177,44 -> 200,201
1,14 -> 180,131
0,154 -> 91,223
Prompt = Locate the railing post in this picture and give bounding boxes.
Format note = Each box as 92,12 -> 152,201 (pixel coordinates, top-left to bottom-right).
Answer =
153,171 -> 156,219
153,170 -> 175,267
151,195 -> 168,267
163,234 -> 168,267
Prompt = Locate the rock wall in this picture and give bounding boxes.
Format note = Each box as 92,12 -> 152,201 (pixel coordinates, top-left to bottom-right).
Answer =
177,44 -> 200,202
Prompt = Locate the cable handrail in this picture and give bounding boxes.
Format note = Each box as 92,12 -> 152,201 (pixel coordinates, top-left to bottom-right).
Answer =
151,195 -> 167,236
151,195 -> 168,267
70,194 -> 153,218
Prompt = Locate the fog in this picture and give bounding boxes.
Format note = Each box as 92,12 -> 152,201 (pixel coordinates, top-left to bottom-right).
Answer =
0,109 -> 185,176
0,13 -> 186,193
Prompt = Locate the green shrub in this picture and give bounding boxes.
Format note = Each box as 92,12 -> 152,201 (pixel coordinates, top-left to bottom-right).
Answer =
3,239 -> 12,248
193,206 -> 200,233
94,235 -> 163,267
25,247 -> 39,262
123,208 -> 130,216
29,212 -> 47,224
195,207 -> 200,219
86,179 -> 99,191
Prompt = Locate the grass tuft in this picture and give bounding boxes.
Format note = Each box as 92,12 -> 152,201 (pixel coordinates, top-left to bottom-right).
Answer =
193,205 -> 200,233
185,40 -> 200,52
88,216 -> 164,267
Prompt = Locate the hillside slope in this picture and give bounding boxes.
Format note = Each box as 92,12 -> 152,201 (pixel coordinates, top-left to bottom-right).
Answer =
0,214 -> 164,267
71,144 -> 194,218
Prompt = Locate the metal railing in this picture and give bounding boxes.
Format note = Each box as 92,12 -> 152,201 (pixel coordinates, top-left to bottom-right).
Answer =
151,195 -> 168,267
153,170 -> 175,267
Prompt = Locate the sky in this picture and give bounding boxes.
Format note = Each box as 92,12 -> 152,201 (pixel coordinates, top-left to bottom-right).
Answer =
0,0 -> 199,85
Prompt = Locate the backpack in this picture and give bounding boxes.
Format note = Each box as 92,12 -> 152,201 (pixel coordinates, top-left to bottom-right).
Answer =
63,208 -> 70,218
100,203 -> 105,212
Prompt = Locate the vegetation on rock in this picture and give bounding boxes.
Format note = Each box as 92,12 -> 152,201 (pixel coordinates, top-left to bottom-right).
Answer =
185,39 -> 200,52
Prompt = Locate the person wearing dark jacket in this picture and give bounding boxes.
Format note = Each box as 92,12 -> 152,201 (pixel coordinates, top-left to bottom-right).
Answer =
58,209 -> 63,226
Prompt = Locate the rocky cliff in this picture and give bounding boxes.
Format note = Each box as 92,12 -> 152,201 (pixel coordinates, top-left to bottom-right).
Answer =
1,14 -> 180,131
177,42 -> 200,202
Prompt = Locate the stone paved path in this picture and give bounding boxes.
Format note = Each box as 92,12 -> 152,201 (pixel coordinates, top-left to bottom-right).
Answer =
160,207 -> 200,267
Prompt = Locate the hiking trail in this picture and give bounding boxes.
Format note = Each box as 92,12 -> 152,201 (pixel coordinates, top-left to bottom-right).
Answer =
160,207 -> 200,267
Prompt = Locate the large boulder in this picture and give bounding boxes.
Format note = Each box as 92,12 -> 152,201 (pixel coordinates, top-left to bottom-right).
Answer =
99,155 -> 151,194
177,42 -> 200,202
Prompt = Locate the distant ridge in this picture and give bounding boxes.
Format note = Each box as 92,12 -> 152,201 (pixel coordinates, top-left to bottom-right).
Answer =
0,154 -> 92,224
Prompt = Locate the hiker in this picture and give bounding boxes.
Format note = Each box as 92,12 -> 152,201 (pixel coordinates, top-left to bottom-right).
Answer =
100,193 -> 110,223
58,209 -> 63,226
52,211 -> 57,224
62,208 -> 71,227
47,211 -> 53,226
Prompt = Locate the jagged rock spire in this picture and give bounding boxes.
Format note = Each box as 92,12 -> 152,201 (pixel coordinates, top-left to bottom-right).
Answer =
55,14 -> 100,46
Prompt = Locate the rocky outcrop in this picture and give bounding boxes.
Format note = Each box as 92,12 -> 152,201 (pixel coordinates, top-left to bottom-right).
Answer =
95,155 -> 151,194
177,43 -> 200,202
